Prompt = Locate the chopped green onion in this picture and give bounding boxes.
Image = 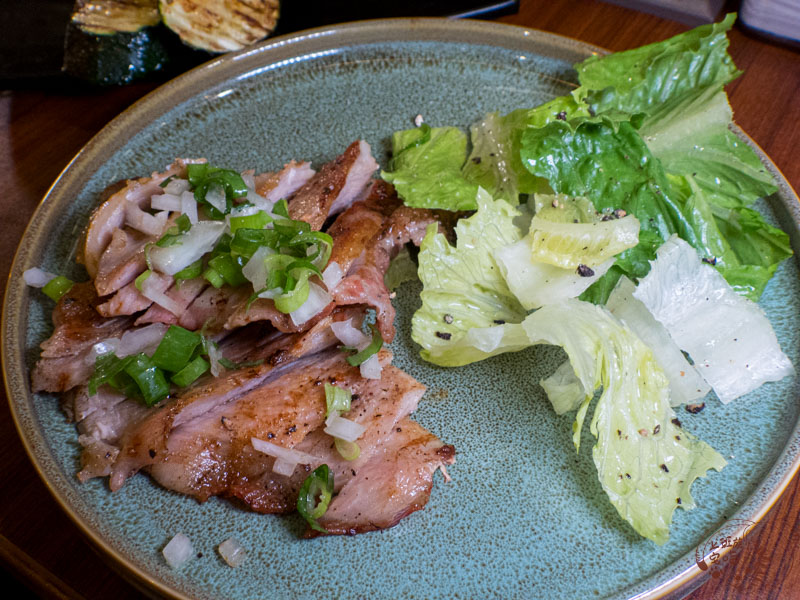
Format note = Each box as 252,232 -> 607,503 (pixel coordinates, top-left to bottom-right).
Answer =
208,254 -> 247,287
229,210 -> 271,233
324,383 -> 352,417
156,214 -> 192,247
187,164 -> 249,218
123,353 -> 170,406
170,355 -> 209,387
42,276 -> 74,302
273,270 -> 311,313
297,464 -> 333,534
88,352 -> 133,396
151,325 -> 202,372
134,270 -> 152,291
230,228 -> 280,259
203,266 -> 225,289
174,259 -> 203,281
159,175 -> 176,188
334,438 -> 361,461
272,198 -> 289,218
345,324 -> 383,366
273,218 -> 310,239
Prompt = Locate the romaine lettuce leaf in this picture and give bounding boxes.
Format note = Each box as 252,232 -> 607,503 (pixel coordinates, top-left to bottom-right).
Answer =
411,188 -> 528,366
524,300 -> 726,544
633,235 -> 794,403
606,276 -> 710,406
520,116 -> 696,302
381,125 -> 480,210
462,95 -> 590,202
575,13 -> 739,118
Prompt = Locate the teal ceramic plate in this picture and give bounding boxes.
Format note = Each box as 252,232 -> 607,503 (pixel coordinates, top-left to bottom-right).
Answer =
4,18 -> 800,600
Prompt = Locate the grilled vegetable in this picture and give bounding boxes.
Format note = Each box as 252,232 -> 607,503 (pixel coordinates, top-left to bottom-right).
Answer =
71,0 -> 160,34
159,0 -> 280,53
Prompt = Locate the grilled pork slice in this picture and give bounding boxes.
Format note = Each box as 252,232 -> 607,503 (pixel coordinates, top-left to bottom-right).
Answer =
255,160 -> 315,202
225,358 -> 427,513
332,197 -> 440,342
310,418 -> 455,537
288,140 -> 378,230
82,159 -> 201,289
134,277 -> 208,326
139,349 -> 392,501
104,309 -> 356,490
31,282 -> 134,392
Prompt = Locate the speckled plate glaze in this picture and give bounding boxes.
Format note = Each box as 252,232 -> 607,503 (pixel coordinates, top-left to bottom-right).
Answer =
4,18 -> 800,600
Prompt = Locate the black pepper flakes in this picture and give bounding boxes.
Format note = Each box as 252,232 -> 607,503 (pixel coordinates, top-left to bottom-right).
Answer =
702,256 -> 718,266
471,156 -> 482,164
660,463 -> 669,473
443,314 -> 454,324
653,424 -> 661,435
685,402 -> 706,414
267,432 -> 275,439
493,319 -> 506,325
287,425 -> 297,434
148,449 -> 156,458
556,111 -> 567,121
435,331 -> 452,340
671,417 -> 682,428
576,264 -> 595,278
676,498 -> 682,505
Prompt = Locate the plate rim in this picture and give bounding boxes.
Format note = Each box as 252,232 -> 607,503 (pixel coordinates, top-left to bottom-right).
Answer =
3,16 -> 799,600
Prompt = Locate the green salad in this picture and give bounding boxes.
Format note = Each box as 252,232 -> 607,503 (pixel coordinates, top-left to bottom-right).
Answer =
381,13 -> 795,545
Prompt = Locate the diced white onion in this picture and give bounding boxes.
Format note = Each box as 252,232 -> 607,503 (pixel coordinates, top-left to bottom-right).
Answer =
149,221 -> 226,275
181,191 -> 198,224
84,338 -> 121,365
290,282 -> 331,327
141,275 -> 183,316
218,538 -> 247,568
322,261 -> 343,291
271,458 -> 298,476
116,323 -> 168,358
125,203 -> 167,237
162,533 -> 193,569
331,318 -> 370,349
359,353 -> 382,379
324,415 -> 366,443
208,342 -> 224,377
246,190 -> 273,211
251,437 -> 321,465
151,193 -> 182,212
23,267 -> 57,288
242,245 -> 275,292
205,183 -> 227,214
240,172 -> 256,190
164,178 -> 190,195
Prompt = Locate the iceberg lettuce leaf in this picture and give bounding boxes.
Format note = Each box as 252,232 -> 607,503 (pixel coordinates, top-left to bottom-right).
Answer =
524,300 -> 726,544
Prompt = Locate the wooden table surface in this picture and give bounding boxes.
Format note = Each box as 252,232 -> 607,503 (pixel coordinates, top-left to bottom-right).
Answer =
1,1 -> 798,598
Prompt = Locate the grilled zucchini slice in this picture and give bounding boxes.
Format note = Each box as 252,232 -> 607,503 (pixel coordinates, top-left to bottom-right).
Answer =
159,0 -> 280,53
